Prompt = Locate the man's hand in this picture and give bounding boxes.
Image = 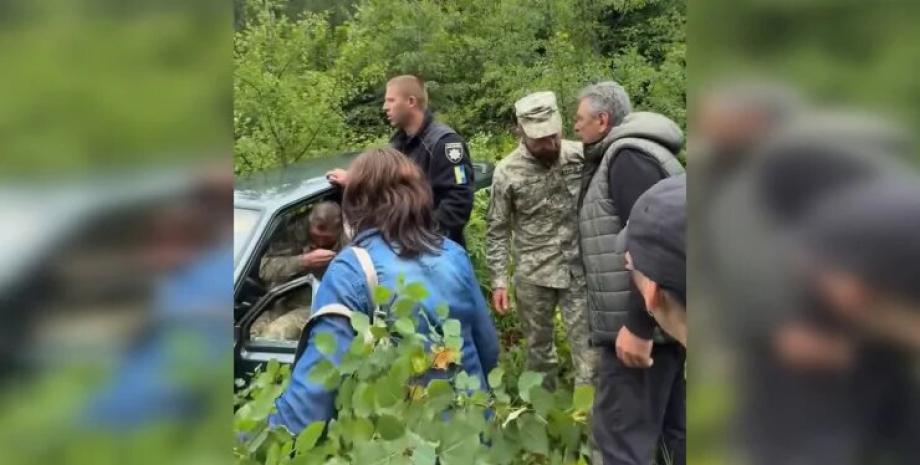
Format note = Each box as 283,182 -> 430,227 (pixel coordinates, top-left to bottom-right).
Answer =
326,169 -> 348,186
491,287 -> 510,314
615,326 -> 654,368
773,323 -> 854,373
300,248 -> 336,269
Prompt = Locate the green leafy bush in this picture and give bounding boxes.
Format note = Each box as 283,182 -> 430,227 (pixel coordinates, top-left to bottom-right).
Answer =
234,280 -> 595,465
234,0 -> 686,175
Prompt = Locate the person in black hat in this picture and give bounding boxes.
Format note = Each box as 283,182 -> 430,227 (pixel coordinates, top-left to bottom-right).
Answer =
795,180 -> 920,354
623,174 -> 687,347
591,174 -> 687,465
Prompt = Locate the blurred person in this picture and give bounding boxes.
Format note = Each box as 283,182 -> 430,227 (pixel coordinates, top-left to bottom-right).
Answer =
689,81 -> 804,357
252,201 -> 344,341
703,112 -> 913,465
791,181 -> 920,464
326,75 -> 474,247
622,175 -> 687,348
694,80 -> 802,177
573,81 -> 685,465
486,91 -> 595,387
84,162 -> 232,428
269,147 -> 499,435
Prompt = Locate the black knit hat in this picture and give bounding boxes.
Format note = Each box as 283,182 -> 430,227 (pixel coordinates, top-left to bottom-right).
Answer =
796,179 -> 920,302
625,174 -> 687,304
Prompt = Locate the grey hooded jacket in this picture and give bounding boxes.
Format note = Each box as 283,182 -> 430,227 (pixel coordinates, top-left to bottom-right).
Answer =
578,112 -> 685,345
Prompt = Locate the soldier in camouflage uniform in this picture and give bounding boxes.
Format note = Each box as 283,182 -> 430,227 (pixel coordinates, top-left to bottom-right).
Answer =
487,91 -> 596,387
251,201 -> 344,341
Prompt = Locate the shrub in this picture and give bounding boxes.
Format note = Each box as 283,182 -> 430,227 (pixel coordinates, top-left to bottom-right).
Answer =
234,280 -> 595,465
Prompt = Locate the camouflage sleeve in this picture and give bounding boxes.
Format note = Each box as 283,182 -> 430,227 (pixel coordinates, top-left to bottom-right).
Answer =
259,251 -> 305,284
486,167 -> 513,289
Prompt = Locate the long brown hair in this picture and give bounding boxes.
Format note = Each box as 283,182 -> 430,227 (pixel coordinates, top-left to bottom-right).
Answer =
343,147 -> 442,257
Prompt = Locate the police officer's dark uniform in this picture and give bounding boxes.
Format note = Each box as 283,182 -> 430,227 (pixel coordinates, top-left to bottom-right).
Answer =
390,110 -> 474,247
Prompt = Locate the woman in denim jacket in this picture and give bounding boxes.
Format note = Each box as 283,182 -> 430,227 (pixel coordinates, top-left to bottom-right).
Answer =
269,147 -> 500,434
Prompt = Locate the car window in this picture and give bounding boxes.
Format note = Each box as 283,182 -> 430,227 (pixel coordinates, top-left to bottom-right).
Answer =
234,207 -> 262,265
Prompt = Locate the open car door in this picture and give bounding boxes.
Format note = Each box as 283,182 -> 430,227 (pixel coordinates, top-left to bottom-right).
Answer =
234,274 -> 314,380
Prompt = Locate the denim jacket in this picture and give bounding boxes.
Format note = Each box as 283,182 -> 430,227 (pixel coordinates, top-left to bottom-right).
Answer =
269,229 -> 499,434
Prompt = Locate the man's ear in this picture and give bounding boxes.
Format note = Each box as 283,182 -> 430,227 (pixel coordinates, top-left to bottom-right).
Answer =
645,281 -> 664,314
407,95 -> 418,109
632,269 -> 661,312
598,112 -> 611,132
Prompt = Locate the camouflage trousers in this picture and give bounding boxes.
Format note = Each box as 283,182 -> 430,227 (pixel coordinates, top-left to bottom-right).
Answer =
250,288 -> 313,342
250,306 -> 310,341
514,275 -> 597,387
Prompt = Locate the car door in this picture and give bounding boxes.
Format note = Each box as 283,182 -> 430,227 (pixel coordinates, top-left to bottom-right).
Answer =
235,274 -> 314,379
234,161 -> 494,383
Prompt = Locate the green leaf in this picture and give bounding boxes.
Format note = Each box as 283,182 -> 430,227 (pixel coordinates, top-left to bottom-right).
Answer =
247,426 -> 269,454
376,414 -> 406,441
393,298 -> 416,319
518,413 -> 549,456
548,410 -> 581,452
352,383 -> 374,418
314,332 -> 337,356
350,417 -> 375,442
442,319 -> 462,338
572,385 -> 595,413
444,335 -> 463,351
411,439 -> 437,465
530,386 -> 554,418
487,367 -> 504,389
425,379 -> 455,413
405,282 -> 429,301
455,371 -> 481,391
517,371 -> 544,403
435,303 -> 450,321
374,285 -> 394,305
266,441 -> 281,465
295,421 -> 325,452
410,350 -> 429,375
351,312 -> 370,335
486,432 -> 520,464
375,374 -> 404,408
308,359 -> 339,389
395,317 -> 416,336
438,428 -> 479,465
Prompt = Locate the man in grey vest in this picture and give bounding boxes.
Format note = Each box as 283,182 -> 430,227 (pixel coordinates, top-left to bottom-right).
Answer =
573,81 -> 685,465
487,91 -> 596,387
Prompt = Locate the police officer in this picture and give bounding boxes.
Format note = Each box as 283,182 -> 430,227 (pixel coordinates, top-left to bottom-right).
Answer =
327,75 -> 474,246
486,91 -> 596,387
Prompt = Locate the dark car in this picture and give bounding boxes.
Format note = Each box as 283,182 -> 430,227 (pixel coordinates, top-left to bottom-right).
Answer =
234,154 -> 494,380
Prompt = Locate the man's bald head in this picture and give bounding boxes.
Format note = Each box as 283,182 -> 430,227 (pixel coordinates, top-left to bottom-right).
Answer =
386,75 -> 428,109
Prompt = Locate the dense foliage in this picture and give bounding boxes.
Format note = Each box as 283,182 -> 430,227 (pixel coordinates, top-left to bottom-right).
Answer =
234,0 -> 686,173
234,1 -> 685,462
234,281 -> 595,465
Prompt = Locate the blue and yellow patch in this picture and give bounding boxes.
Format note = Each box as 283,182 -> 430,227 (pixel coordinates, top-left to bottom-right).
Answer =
454,165 -> 467,185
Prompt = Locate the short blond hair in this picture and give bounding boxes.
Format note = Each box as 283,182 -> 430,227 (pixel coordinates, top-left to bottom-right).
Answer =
387,75 -> 428,110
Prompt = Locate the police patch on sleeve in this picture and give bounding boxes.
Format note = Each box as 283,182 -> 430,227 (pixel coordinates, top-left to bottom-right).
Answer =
444,142 -> 464,164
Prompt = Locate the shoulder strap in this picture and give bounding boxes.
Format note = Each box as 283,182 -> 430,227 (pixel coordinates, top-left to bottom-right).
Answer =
293,246 -> 380,363
420,122 -> 458,155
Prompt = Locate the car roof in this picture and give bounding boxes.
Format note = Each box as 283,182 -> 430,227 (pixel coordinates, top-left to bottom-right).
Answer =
234,152 -> 359,211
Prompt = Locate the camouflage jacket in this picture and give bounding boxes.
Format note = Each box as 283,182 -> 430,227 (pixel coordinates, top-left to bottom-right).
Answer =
259,214 -> 312,286
259,213 -> 344,286
487,140 -> 585,289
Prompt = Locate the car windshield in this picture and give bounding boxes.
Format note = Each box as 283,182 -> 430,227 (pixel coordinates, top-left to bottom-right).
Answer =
234,207 -> 262,265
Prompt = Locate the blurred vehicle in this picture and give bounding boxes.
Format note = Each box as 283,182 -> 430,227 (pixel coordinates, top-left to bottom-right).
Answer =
233,154 -> 494,381
0,171 -> 199,378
